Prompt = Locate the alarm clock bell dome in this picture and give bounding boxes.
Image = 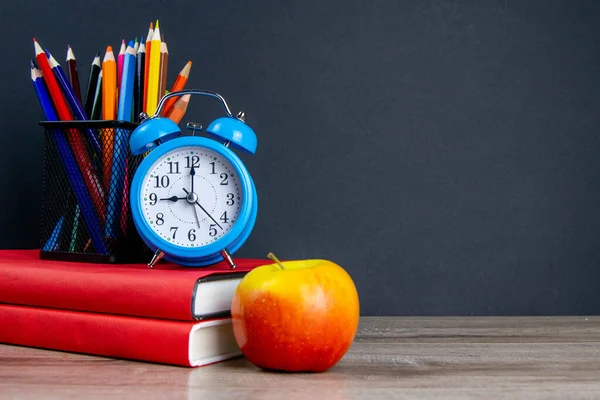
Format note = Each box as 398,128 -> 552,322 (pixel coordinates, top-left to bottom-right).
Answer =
129,117 -> 182,155
206,116 -> 257,155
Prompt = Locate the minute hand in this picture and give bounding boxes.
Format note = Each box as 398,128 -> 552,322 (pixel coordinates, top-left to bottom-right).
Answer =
182,188 -> 223,230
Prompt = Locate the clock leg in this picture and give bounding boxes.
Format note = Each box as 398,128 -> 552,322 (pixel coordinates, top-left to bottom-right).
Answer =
220,249 -> 237,269
147,249 -> 165,268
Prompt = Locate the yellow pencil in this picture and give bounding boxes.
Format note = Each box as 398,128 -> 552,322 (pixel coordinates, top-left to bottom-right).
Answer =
146,20 -> 162,116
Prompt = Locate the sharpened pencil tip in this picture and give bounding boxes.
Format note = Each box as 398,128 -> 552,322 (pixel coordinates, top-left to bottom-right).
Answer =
33,37 -> 37,42
106,45 -> 113,52
96,50 -> 100,57
30,59 -> 36,68
155,20 -> 159,29
150,21 -> 153,29
128,39 -> 135,47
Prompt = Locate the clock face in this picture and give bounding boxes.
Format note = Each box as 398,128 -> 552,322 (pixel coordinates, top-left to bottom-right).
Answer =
139,145 -> 243,248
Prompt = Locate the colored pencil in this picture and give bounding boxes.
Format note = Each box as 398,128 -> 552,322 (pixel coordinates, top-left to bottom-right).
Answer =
117,42 -> 135,121
43,215 -> 64,251
55,48 -> 89,249
102,46 -> 117,190
46,50 -> 102,155
32,60 -> 65,252
146,20 -> 162,116
66,45 -> 82,102
30,59 -> 107,254
119,162 -> 130,234
117,39 -> 125,90
30,60 -> 56,119
134,40 -> 145,122
90,70 -> 102,120
68,204 -> 81,252
34,39 -> 72,119
106,41 -> 136,238
158,40 -> 169,113
34,39 -> 105,220
84,52 -> 101,118
162,61 -> 192,116
167,94 -> 191,124
143,22 -> 153,113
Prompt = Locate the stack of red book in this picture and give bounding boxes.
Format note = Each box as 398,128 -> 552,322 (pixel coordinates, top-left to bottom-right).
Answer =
0,250 -> 267,367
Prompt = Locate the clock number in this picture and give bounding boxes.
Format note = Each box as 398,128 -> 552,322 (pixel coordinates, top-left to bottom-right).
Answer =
220,173 -> 228,185
226,193 -> 235,206
149,193 -> 157,205
156,213 -> 164,226
188,229 -> 196,241
185,155 -> 200,168
169,227 -> 178,239
209,224 -> 218,237
154,175 -> 170,188
220,211 -> 229,224
209,162 -> 216,174
167,161 -> 180,174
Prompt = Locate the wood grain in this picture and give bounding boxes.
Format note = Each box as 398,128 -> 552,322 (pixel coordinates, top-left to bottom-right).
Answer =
1,317 -> 599,399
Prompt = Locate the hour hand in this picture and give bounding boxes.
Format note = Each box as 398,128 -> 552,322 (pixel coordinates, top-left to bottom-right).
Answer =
160,196 -> 186,202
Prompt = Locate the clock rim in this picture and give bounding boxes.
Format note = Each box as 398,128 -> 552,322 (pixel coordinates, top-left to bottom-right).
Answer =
130,136 -> 255,262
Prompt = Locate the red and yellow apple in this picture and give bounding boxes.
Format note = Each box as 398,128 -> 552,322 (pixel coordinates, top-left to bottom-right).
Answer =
231,253 -> 359,372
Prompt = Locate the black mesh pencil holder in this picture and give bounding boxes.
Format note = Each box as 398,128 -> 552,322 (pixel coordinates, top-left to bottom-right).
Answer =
38,120 -> 152,263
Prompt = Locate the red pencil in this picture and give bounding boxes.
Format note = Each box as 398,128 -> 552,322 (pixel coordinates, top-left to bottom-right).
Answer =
34,38 -> 105,220
34,39 -> 72,119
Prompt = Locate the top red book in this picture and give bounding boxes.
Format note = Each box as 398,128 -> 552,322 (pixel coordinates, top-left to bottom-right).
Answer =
0,250 -> 267,321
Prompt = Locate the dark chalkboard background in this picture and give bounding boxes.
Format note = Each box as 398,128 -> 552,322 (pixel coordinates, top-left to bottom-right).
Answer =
3,0 -> 600,315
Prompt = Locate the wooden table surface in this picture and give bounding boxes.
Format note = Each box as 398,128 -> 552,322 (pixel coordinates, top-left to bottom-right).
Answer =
1,316 -> 599,399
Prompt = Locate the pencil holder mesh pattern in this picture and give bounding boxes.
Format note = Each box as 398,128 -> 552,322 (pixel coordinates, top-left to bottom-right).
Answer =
39,120 -> 151,263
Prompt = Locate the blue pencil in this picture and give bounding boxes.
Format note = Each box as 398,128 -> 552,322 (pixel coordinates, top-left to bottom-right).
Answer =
105,41 -> 136,238
31,61 -> 108,254
45,50 -> 102,156
42,215 -> 64,251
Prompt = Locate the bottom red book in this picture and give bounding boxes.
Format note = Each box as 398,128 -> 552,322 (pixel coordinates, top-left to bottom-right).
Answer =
0,303 -> 241,367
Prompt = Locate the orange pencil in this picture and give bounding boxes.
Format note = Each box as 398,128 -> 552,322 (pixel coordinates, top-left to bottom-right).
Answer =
158,40 -> 169,114
162,61 -> 192,116
167,94 -> 191,124
143,22 -> 153,113
101,46 -> 117,190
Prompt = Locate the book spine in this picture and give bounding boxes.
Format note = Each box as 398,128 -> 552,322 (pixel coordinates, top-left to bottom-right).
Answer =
0,304 -> 193,367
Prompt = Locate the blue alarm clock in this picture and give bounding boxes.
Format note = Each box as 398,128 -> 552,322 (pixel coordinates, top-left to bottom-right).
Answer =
129,89 -> 258,268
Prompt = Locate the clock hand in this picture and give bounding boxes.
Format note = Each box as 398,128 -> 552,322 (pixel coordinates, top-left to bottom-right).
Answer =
160,196 -> 186,202
182,188 -> 223,230
190,165 -> 195,194
191,201 -> 202,228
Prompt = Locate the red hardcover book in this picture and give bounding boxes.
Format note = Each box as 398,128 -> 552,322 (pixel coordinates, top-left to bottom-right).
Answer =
0,250 -> 267,321
0,303 -> 241,367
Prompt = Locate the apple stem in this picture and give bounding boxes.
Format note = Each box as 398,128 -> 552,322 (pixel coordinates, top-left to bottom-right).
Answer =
267,252 -> 285,270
